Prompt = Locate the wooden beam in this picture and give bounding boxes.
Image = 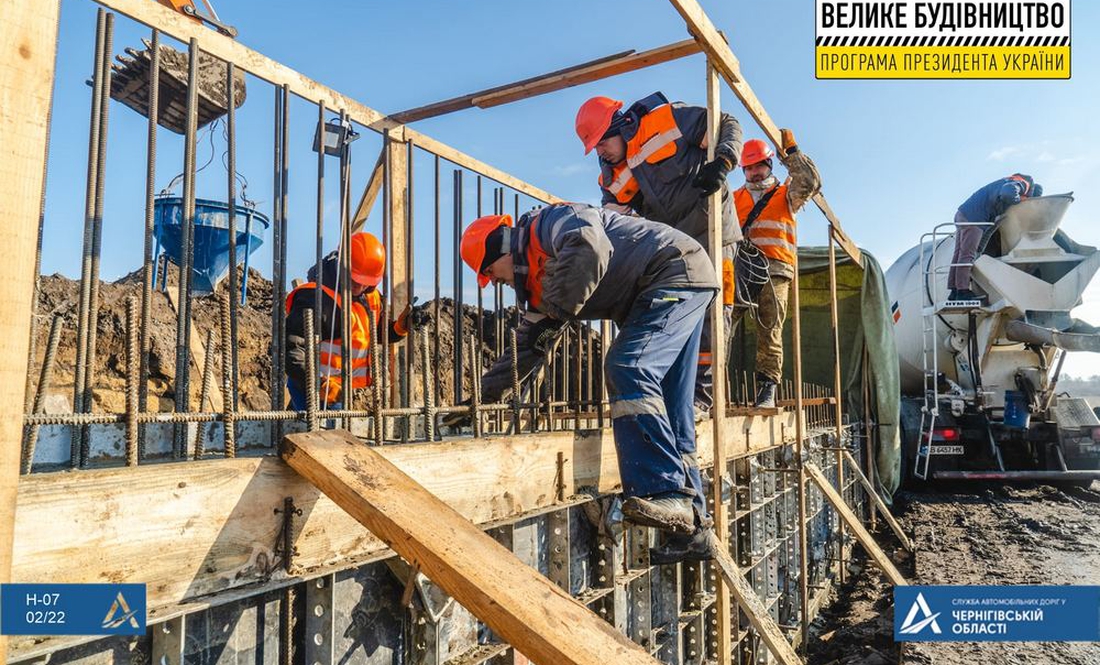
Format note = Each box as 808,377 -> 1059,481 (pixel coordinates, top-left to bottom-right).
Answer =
351,148 -> 385,231
386,137 -> 410,312
93,0 -> 561,206
391,39 -> 702,124
705,60 -> 733,665
281,429 -> 660,665
665,0 -> 864,268
804,462 -> 908,587
709,541 -> 801,665
0,0 -> 61,660
842,450 -> 913,552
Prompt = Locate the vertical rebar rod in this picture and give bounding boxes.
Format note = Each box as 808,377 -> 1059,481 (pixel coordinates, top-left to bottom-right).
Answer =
225,61 -> 240,409
21,315 -> 63,475
314,101 -> 325,414
380,130 -> 392,416
403,139 -> 415,438
304,310 -> 319,432
174,36 -> 201,460
433,156 -> 441,406
125,297 -> 139,466
72,10 -> 107,468
370,313 -> 383,446
470,335 -> 481,438
510,329 -> 520,434
475,176 -> 484,371
194,328 -> 216,459
421,330 -> 434,442
453,169 -> 463,404
339,110 -> 353,428
221,293 -> 236,457
790,256 -> 810,655
274,85 -> 290,438
269,86 -> 284,427
139,28 -> 160,457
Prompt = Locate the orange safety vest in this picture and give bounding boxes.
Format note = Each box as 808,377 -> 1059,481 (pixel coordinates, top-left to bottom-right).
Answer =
523,216 -> 550,311
733,184 -> 798,266
285,282 -> 383,401
598,103 -> 682,204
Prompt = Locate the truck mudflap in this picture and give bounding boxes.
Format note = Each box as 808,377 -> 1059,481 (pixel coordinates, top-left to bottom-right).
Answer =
934,470 -> 1100,481
1004,319 -> 1100,353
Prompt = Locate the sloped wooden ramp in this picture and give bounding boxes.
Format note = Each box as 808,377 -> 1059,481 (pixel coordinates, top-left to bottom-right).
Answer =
282,430 -> 659,665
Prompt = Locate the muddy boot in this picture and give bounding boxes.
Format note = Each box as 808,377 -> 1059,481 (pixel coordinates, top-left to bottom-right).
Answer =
754,378 -> 778,408
649,527 -> 718,565
621,492 -> 695,534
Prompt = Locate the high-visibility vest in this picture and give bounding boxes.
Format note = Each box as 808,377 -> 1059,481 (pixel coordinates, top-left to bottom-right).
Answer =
522,216 -> 550,311
285,282 -> 382,402
598,103 -> 682,204
733,184 -> 798,266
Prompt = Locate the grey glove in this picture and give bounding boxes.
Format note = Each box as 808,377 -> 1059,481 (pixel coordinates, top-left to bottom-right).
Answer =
440,401 -> 472,431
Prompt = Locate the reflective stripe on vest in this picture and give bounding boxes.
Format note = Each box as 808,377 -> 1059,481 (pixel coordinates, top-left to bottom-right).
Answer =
734,184 -> 797,266
285,282 -> 382,401
598,103 -> 681,205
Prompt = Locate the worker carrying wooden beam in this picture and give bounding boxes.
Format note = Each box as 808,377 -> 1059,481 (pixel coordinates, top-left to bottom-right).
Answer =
731,133 -> 823,407
575,92 -> 742,416
444,203 -> 720,564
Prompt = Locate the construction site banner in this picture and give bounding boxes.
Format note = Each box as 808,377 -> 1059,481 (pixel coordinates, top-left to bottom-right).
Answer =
815,0 -> 1071,79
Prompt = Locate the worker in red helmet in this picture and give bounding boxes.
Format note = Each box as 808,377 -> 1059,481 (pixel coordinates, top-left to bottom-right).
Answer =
284,232 -> 426,409
576,92 -> 743,416
732,131 -> 822,408
448,203 -> 721,564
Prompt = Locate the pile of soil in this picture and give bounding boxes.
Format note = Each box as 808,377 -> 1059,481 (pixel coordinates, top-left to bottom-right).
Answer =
809,481 -> 1100,665
25,269 -> 593,416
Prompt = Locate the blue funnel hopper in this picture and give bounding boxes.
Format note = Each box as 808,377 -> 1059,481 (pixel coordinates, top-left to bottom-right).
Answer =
153,196 -> 269,296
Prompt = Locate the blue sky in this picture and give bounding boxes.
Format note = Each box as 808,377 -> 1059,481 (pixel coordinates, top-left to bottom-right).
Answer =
42,0 -> 1100,372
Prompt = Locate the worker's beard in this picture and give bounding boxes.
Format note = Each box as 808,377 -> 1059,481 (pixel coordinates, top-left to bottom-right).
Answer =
746,174 -> 778,191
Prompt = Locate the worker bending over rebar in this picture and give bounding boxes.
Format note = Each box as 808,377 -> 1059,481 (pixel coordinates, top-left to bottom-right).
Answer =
731,132 -> 822,408
575,92 -> 743,417
446,202 -> 719,563
284,232 -> 426,409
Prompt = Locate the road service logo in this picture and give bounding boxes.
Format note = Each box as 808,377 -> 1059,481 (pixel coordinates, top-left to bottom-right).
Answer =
816,1 -> 1071,79
899,592 -> 943,635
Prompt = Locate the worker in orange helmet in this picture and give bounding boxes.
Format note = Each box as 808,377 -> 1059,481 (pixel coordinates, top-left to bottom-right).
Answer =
449,203 -> 722,564
284,232 -> 426,409
576,93 -> 743,417
732,131 -> 822,407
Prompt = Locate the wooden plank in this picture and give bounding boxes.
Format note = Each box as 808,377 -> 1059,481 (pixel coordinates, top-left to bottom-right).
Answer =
804,462 -> 908,587
665,0 -> 863,268
281,429 -> 660,665
708,540 -> 801,665
351,148 -> 386,231
386,137 -> 410,312
704,60 -> 732,665
0,0 -> 61,659
842,451 -> 913,552
92,0 -> 560,206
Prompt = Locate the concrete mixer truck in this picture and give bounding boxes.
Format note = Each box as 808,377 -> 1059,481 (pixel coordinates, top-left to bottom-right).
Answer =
885,194 -> 1100,483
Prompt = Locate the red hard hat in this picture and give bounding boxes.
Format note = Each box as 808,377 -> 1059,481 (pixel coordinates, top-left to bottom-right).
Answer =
575,96 -> 623,155
741,139 -> 775,167
461,214 -> 513,288
349,232 -> 385,287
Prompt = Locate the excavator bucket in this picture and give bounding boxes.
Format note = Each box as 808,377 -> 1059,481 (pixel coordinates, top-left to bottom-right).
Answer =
110,39 -> 245,134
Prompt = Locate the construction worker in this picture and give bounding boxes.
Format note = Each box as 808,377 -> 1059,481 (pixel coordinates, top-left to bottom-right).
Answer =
732,132 -> 822,408
947,174 -> 1042,303
284,232 -> 425,409
448,203 -> 719,563
575,93 -> 743,415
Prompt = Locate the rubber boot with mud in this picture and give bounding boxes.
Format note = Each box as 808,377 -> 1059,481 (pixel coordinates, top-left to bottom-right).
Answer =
754,376 -> 778,408
621,492 -> 695,534
649,526 -> 718,565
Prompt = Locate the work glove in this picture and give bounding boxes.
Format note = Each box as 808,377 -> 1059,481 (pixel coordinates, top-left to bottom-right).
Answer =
532,324 -> 563,355
395,297 -> 430,335
1030,184 -> 1043,198
779,128 -> 799,156
692,155 -> 733,197
320,378 -> 342,406
440,400 -> 473,431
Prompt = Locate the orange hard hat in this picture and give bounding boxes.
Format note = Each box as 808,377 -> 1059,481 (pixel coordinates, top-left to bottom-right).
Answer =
576,96 -> 623,155
349,232 -> 385,287
741,139 -> 775,167
461,214 -> 513,288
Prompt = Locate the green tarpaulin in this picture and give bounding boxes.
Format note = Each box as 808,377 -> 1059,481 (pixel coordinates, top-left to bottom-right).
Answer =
729,247 -> 901,499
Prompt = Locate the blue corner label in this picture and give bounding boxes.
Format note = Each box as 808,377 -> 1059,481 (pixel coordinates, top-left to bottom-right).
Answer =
1,584 -> 146,636
895,585 -> 1100,642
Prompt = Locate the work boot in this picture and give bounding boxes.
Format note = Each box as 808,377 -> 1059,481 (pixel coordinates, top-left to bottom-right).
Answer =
754,379 -> 778,408
649,527 -> 718,565
694,403 -> 710,423
946,288 -> 985,304
621,492 -> 695,534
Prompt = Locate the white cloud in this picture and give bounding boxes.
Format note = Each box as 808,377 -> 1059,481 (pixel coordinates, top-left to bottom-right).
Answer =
987,146 -> 1021,161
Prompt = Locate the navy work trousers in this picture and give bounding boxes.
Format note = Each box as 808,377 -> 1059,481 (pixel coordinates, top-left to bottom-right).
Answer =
605,287 -> 715,526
